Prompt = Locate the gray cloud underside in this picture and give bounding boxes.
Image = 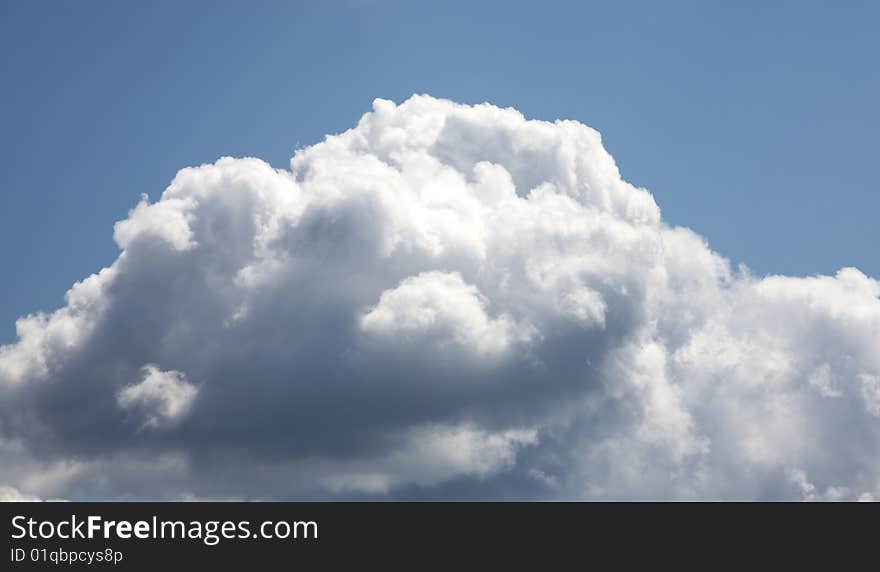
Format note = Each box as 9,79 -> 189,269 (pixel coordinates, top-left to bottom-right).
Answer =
1,95 -> 878,501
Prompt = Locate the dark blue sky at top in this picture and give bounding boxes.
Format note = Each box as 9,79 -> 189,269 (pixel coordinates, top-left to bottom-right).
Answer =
1,0 -> 877,342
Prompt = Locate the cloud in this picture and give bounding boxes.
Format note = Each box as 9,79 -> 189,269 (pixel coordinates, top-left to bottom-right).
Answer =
0,485 -> 66,502
0,485 -> 42,502
117,365 -> 198,429
322,425 -> 537,495
360,271 -> 533,358
1,95 -> 879,500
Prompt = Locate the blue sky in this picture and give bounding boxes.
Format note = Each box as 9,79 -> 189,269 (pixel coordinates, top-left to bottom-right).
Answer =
1,0 -> 878,342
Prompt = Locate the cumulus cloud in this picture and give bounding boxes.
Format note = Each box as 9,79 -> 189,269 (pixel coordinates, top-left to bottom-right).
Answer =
0,485 -> 42,502
0,485 -> 66,502
1,95 -> 878,501
322,425 -> 537,495
117,365 -> 198,429
360,271 -> 533,357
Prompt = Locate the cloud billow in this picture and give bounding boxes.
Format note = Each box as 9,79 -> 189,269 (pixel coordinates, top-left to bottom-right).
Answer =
1,95 -> 878,500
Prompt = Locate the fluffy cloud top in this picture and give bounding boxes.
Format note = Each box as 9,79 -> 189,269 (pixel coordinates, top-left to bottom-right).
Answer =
1,95 -> 878,500
117,365 -> 198,429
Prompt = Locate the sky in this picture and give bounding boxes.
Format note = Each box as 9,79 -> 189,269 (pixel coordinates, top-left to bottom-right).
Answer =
1,0 -> 878,342
0,2 -> 879,502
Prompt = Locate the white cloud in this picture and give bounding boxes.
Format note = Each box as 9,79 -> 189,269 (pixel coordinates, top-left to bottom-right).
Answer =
360,271 -> 533,357
0,95 -> 878,500
0,484 -> 67,502
0,485 -> 42,502
114,195 -> 196,252
118,365 -> 198,428
323,424 -> 537,494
